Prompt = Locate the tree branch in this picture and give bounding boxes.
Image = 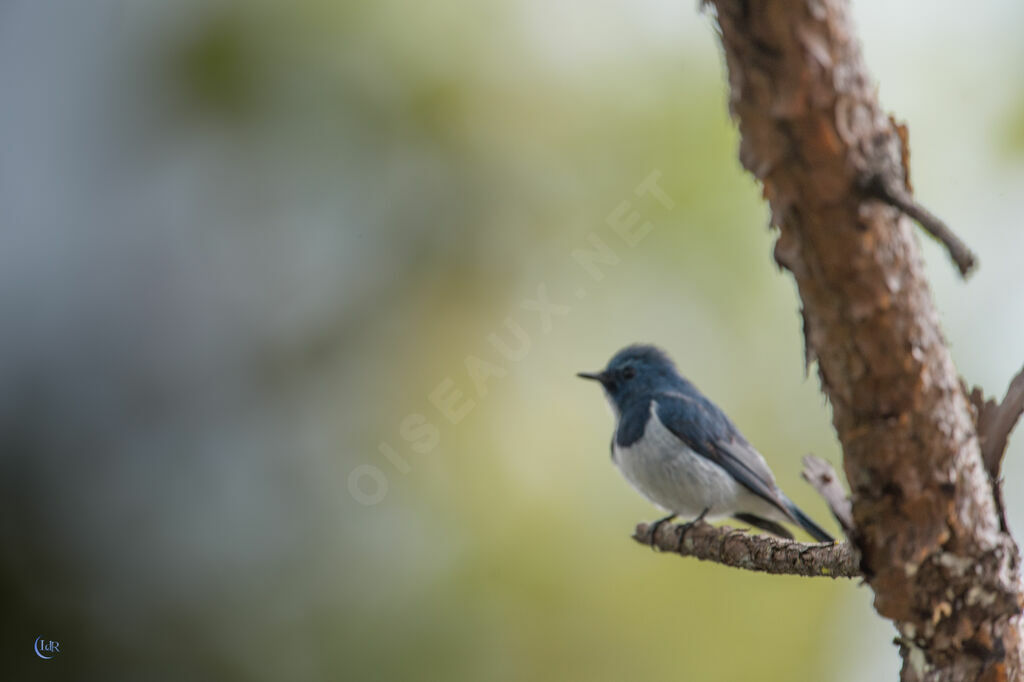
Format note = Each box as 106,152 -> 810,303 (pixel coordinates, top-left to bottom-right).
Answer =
703,1 -> 1023,679
632,520 -> 860,578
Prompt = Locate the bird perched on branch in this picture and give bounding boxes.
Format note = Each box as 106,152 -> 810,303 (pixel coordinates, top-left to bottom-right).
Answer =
578,344 -> 833,543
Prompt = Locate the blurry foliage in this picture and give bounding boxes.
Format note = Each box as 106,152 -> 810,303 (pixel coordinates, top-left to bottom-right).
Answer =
176,13 -> 256,117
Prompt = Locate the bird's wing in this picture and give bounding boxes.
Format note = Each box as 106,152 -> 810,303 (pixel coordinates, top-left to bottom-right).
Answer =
653,393 -> 796,521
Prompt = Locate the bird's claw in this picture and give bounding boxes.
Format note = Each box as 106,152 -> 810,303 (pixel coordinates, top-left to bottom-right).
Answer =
647,513 -> 677,550
674,508 -> 710,553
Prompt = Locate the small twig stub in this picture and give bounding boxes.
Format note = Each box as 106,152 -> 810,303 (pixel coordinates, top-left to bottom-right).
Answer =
972,365 -> 1024,477
862,174 -> 977,277
801,454 -> 855,538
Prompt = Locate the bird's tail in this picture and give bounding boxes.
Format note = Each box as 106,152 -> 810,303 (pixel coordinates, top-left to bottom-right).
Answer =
785,500 -> 834,543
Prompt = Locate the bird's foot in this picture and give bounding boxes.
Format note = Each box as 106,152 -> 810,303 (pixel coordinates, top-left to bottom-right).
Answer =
647,513 -> 677,550
674,508 -> 710,553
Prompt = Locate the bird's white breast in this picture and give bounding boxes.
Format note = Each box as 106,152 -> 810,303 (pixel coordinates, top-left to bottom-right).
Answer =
612,401 -> 748,519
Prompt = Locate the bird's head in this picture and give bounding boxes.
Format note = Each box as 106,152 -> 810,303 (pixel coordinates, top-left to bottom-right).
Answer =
577,344 -> 679,413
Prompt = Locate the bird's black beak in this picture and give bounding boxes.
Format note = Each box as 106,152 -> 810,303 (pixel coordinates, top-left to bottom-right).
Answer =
577,371 -> 606,383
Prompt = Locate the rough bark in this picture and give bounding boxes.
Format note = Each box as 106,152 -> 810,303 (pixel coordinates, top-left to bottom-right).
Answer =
633,520 -> 860,578
701,1 -> 1024,680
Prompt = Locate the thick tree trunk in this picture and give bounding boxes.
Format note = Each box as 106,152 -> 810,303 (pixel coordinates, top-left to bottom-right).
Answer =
704,1 -> 1024,679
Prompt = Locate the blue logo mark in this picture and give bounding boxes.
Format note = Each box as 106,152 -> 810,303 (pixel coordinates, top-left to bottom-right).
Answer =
34,636 -> 60,660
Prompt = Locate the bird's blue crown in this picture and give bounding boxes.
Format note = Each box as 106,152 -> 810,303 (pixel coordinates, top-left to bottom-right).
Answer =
584,343 -> 692,411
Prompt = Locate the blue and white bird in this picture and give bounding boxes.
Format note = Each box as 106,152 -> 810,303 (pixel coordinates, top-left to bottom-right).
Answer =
578,344 -> 833,543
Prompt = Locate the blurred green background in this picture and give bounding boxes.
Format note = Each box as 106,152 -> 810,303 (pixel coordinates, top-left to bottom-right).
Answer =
2,1 -> 1023,680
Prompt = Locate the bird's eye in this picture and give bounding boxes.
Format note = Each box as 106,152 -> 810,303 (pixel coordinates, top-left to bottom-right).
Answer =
622,367 -> 636,380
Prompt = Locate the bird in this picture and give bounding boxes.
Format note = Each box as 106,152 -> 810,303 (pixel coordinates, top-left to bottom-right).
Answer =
578,344 -> 833,544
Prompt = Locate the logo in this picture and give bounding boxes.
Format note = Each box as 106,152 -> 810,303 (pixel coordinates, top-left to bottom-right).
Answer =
34,636 -> 60,660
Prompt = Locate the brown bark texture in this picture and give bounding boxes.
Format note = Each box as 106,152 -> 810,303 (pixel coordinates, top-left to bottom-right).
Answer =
634,520 -> 860,578
704,1 -> 1024,680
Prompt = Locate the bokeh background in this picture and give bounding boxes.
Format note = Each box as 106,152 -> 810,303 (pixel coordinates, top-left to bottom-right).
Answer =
2,1 -> 1023,680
